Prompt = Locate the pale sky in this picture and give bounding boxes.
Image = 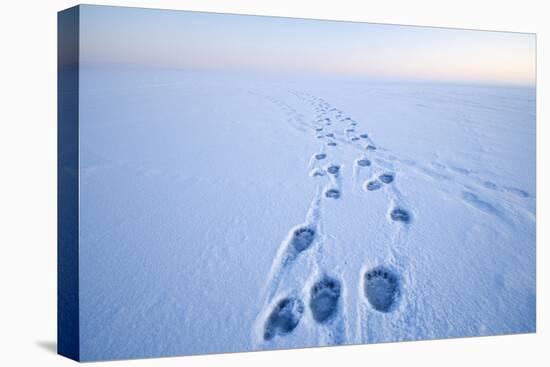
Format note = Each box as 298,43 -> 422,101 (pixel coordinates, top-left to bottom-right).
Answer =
79,5 -> 536,86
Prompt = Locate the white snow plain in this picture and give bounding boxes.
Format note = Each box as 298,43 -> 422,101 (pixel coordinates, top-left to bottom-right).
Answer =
77,66 -> 535,361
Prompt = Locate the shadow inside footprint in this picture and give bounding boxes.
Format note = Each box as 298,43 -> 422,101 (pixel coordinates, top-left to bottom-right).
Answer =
327,165 -> 340,175
359,133 -> 369,139
290,227 -> 316,252
504,186 -> 530,198
462,192 -> 499,215
351,137 -> 360,141
310,169 -> 325,177
310,276 -> 341,323
264,297 -> 305,340
390,208 -> 411,223
364,267 -> 400,312
366,145 -> 377,151
314,153 -> 327,160
379,173 -> 394,184
483,181 -> 498,190
357,158 -> 371,167
324,188 -> 341,199
327,142 -> 337,147
366,180 -> 382,191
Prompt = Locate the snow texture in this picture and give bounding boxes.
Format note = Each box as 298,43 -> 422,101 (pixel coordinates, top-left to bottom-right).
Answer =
77,66 -> 536,361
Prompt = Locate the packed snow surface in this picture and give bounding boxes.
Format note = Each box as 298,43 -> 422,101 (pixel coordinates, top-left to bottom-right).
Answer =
78,66 -> 535,361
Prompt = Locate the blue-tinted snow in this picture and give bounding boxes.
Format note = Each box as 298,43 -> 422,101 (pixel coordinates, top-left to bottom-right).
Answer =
77,66 -> 535,360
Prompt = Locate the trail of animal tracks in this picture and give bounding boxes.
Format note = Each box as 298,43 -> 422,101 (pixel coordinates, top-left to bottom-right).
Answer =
78,67 -> 535,359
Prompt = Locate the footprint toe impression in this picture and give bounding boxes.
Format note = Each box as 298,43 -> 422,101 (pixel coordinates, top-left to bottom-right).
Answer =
310,276 -> 341,323
291,227 -> 316,252
364,267 -> 399,312
264,297 -> 305,341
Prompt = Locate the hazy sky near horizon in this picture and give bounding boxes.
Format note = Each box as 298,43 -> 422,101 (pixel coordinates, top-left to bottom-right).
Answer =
79,5 -> 536,86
